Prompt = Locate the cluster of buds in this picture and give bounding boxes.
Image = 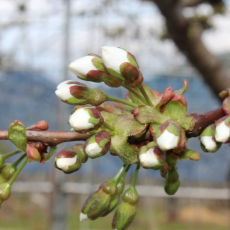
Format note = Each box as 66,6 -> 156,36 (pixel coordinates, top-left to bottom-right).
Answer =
52,46 -> 230,229
200,115 -> 230,152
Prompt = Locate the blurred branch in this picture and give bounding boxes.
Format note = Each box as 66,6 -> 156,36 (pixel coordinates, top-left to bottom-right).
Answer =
151,0 -> 230,98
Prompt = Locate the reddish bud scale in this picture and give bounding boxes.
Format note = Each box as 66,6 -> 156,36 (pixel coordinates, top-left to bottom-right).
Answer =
70,85 -> 87,99
171,95 -> 187,106
87,70 -> 105,82
154,147 -> 166,162
27,120 -> 49,131
95,130 -> 111,145
120,62 -> 143,88
156,87 -> 175,110
56,148 -> 76,158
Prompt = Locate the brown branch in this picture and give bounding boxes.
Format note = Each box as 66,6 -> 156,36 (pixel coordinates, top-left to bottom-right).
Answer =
187,107 -> 225,137
181,0 -> 207,7
0,130 -> 90,146
153,0 -> 230,99
0,108 -> 225,144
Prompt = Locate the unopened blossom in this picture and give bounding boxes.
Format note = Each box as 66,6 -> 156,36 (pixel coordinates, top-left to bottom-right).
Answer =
101,46 -> 143,87
54,148 -> 81,174
69,106 -> 104,133
214,116 -> 230,143
84,131 -> 111,158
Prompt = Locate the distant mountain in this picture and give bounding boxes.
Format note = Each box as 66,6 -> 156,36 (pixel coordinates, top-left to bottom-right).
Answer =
0,71 -> 229,182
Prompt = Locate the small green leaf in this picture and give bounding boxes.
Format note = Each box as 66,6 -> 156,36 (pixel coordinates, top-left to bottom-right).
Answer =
8,121 -> 27,151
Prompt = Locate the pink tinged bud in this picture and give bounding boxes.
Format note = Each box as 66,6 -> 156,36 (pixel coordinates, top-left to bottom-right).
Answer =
69,56 -> 98,78
26,144 -> 42,162
69,106 -> 104,133
215,116 -> 230,143
156,123 -> 180,151
27,120 -> 49,131
85,142 -> 102,158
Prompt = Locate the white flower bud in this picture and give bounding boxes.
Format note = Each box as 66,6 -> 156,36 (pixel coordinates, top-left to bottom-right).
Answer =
215,121 -> 230,142
69,56 -> 97,77
79,212 -> 89,221
200,136 -> 217,151
139,149 -> 159,167
157,130 -> 179,151
69,108 -> 94,131
101,46 -> 129,73
56,156 -> 77,171
85,143 -> 102,157
55,80 -> 76,101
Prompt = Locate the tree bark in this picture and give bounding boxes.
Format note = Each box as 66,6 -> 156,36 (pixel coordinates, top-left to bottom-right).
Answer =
152,0 -> 230,98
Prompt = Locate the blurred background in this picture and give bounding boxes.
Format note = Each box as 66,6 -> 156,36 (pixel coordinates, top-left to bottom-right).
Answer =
0,0 -> 230,229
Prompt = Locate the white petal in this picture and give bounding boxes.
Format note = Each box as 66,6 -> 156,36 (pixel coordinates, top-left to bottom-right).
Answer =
55,84 -> 74,100
215,121 -> 230,142
101,46 -> 129,73
69,56 -> 97,77
79,212 -> 89,221
85,142 -> 102,157
57,80 -> 74,89
139,149 -> 159,167
56,156 -> 77,171
200,136 -> 217,151
69,108 -> 94,130
157,130 -> 179,151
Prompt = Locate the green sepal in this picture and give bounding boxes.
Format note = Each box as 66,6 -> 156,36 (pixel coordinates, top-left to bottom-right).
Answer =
8,120 -> 27,152
127,52 -> 139,68
110,135 -> 138,164
134,105 -> 169,125
107,68 -> 124,80
44,146 -> 57,161
179,149 -> 200,161
162,95 -> 187,125
92,57 -> 108,72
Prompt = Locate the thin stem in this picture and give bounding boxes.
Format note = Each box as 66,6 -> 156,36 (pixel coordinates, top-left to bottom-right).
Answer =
122,84 -> 146,104
107,96 -> 138,108
2,150 -> 21,160
102,121 -> 114,131
113,164 -> 131,182
131,163 -> 140,188
139,85 -> 153,106
12,153 -> 27,168
8,156 -> 28,186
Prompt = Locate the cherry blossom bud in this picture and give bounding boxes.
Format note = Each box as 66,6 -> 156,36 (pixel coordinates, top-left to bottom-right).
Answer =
72,144 -> 88,163
0,164 -> 17,181
54,148 -> 81,174
55,80 -> 108,106
155,121 -> 184,151
139,145 -> 166,170
26,120 -> 49,131
101,46 -> 143,87
69,55 -> 122,87
26,143 -> 42,162
214,115 -> 230,143
69,106 -> 104,133
0,182 -> 11,207
199,125 -> 221,152
112,187 -> 138,230
164,167 -> 180,195
80,180 -> 117,220
84,131 -> 111,158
